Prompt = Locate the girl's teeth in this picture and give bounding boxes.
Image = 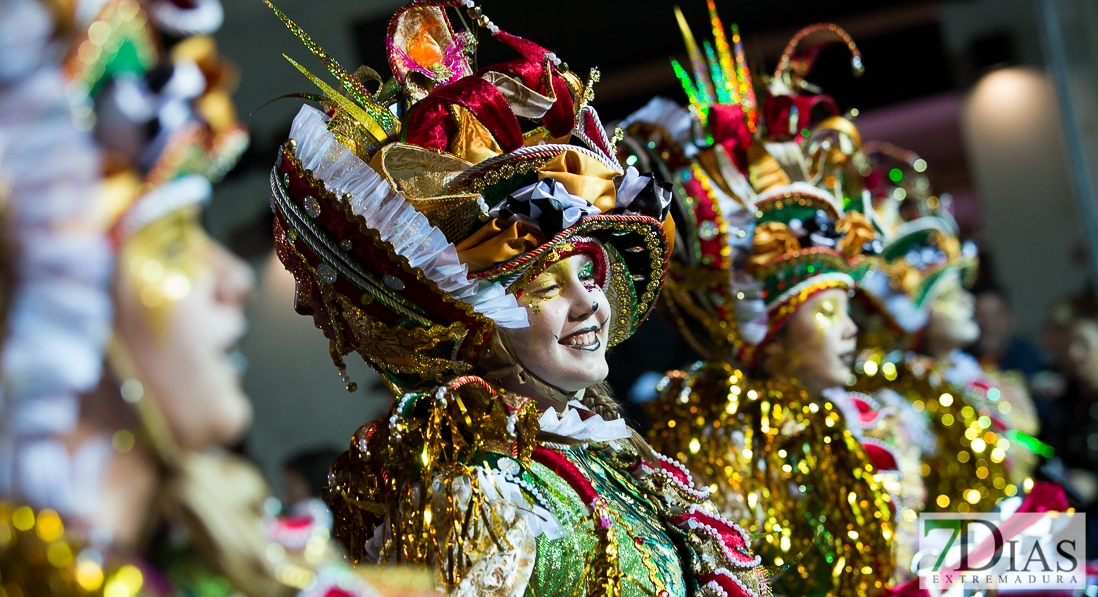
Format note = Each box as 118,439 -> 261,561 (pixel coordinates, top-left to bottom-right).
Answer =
567,332 -> 594,346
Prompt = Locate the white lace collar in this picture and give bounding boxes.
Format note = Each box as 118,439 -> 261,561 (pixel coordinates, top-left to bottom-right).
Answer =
537,401 -> 631,443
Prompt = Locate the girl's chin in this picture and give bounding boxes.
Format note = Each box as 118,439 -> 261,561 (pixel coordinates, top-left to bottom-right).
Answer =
541,369 -> 608,393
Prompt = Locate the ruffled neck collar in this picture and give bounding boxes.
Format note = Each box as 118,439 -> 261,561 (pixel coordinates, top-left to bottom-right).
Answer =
537,401 -> 631,443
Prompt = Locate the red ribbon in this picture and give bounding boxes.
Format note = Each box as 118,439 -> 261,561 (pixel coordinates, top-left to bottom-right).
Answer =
531,446 -> 599,508
762,93 -> 839,140
708,104 -> 754,171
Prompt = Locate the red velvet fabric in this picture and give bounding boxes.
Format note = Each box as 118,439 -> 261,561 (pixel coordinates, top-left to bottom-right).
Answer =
489,31 -> 575,137
763,93 -> 840,140
404,76 -> 523,152
862,443 -> 899,471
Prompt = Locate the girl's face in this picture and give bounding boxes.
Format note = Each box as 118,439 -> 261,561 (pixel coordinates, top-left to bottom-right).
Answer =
927,273 -> 981,351
502,252 -> 611,393
765,288 -> 858,396
114,207 -> 255,451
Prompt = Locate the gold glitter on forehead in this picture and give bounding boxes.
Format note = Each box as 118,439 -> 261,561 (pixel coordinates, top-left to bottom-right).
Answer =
119,206 -> 208,340
813,297 -> 840,331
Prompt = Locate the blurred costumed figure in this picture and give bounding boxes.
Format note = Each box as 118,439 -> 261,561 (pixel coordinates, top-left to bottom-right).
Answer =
624,7 -> 912,596
847,144 -> 1074,594
0,1 -> 430,595
265,1 -> 770,595
851,142 -> 1043,506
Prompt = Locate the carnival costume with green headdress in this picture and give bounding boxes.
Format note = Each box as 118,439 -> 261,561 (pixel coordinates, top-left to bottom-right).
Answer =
266,1 -> 770,596
851,144 -> 1040,510
622,7 -> 912,595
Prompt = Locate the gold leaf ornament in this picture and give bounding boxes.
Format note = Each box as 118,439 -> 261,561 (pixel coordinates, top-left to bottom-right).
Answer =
748,221 -> 800,268
836,211 -> 875,259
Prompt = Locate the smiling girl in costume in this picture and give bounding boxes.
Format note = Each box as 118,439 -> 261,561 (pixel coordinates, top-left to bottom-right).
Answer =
265,1 -> 769,595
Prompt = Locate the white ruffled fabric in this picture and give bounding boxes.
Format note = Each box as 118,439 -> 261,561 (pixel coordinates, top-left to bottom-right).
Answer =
289,105 -> 528,328
619,96 -> 698,157
821,388 -> 867,439
476,466 -> 563,540
943,349 -> 984,389
537,401 -> 631,443
0,0 -> 114,520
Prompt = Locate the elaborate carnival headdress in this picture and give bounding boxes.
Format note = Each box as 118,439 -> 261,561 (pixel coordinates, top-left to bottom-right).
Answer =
64,0 -> 248,242
855,142 -> 977,345
266,9 -> 779,597
268,0 -> 673,392
620,2 -> 876,366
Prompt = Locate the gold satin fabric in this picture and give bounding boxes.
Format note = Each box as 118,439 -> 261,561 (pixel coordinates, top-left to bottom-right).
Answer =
450,104 -> 504,165
456,219 -> 546,273
538,151 -> 618,213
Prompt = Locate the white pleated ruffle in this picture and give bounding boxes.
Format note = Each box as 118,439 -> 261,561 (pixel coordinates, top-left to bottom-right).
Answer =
289,105 -> 527,328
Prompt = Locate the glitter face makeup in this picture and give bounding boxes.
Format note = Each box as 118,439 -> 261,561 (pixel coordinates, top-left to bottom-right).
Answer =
814,297 -> 840,331
504,252 -> 611,393
122,206 -> 206,338
767,288 -> 858,397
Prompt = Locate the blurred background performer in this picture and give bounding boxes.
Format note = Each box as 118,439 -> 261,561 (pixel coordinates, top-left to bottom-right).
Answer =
627,8 -> 903,594
852,143 -> 1042,505
264,1 -> 771,595
0,1 -> 431,595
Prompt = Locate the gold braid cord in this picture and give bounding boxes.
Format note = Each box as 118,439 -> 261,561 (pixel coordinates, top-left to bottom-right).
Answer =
850,350 -> 1015,513
646,362 -> 894,596
327,376 -> 542,591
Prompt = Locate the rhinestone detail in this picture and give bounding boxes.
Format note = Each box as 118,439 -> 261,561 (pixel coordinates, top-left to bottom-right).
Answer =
303,195 -> 321,218
317,263 -> 337,284
384,275 -> 405,291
